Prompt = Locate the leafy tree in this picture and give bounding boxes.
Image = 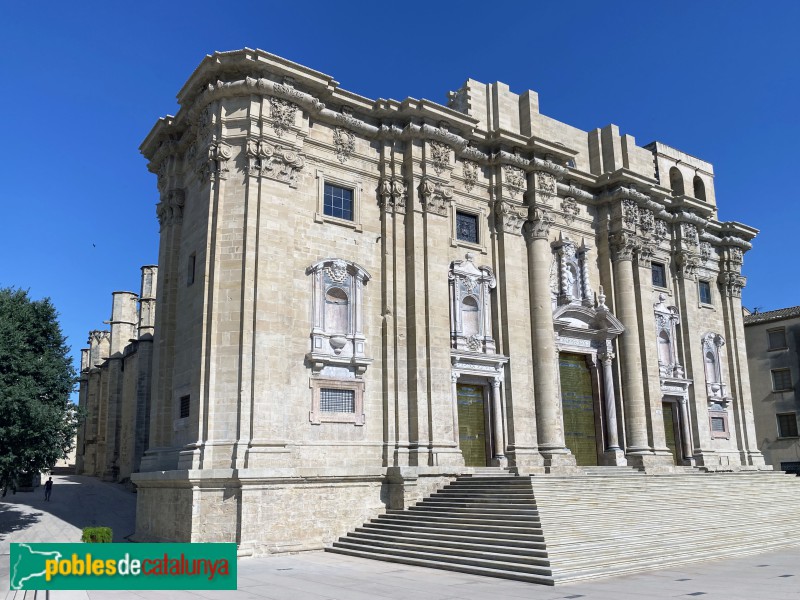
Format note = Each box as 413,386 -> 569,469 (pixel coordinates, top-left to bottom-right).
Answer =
0,288 -> 79,493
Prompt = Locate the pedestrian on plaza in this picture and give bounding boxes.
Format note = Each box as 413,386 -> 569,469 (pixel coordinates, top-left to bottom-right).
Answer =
44,477 -> 53,501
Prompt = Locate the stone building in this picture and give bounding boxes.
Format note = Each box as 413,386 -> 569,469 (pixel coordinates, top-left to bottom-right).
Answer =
744,306 -> 800,473
75,266 -> 157,482
78,49 -> 767,556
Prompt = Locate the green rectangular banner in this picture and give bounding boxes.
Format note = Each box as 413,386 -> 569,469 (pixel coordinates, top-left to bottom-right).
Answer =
10,543 -> 237,590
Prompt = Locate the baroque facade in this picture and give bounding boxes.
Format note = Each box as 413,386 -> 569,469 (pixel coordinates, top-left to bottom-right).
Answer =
76,49 -> 766,554
743,306 -> 800,473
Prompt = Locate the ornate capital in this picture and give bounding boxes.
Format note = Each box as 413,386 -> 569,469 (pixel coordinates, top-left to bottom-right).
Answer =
598,351 -> 616,365
246,140 -> 304,187
524,208 -> 554,241
495,201 -> 526,235
156,189 -> 185,228
194,141 -> 232,183
674,250 -> 700,280
379,176 -> 407,214
719,271 -> 746,298
419,177 -> 453,217
610,232 -> 638,262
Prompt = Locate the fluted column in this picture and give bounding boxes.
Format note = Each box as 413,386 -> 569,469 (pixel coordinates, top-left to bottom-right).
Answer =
610,232 -> 649,454
526,209 -> 574,467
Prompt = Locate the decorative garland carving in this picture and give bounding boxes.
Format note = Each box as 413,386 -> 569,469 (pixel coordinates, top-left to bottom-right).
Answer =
463,160 -> 478,192
430,141 -> 450,175
504,165 -> 525,198
333,128 -> 355,164
269,97 -> 297,137
561,197 -> 580,224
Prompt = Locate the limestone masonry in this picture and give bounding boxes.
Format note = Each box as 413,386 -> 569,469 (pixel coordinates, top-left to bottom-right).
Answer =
76,49 -> 766,555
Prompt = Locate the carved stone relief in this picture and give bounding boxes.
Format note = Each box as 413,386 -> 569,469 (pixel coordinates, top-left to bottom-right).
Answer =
495,201 -> 526,235
333,128 -> 355,164
448,253 -> 497,354
561,197 -> 580,224
269,96 -> 297,137
246,140 -> 305,187
419,177 -> 453,217
379,176 -> 407,214
429,141 -> 451,175
504,165 -> 525,198
463,160 -> 478,192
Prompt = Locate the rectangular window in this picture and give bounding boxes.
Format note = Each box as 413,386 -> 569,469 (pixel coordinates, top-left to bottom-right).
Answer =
651,262 -> 667,287
777,412 -> 798,438
187,253 -> 196,286
179,395 -> 190,419
323,183 -> 353,221
771,368 -> 793,392
320,388 -> 355,413
456,211 -> 479,244
710,416 -> 726,432
767,328 -> 787,351
698,280 -> 712,304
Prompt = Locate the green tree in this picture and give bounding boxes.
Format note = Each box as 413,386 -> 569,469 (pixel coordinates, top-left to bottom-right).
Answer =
0,288 -> 79,493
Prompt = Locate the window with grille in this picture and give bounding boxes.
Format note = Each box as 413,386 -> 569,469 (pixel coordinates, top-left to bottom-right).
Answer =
179,395 -> 190,419
777,412 -> 798,438
698,280 -> 712,304
323,184 -> 353,221
320,388 -> 355,413
456,211 -> 479,244
651,262 -> 667,288
710,417 -> 726,432
767,328 -> 787,351
772,369 -> 793,392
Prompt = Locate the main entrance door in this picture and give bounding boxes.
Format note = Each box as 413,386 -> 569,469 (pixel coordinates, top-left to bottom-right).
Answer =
457,383 -> 488,466
662,402 -> 679,465
559,353 -> 598,466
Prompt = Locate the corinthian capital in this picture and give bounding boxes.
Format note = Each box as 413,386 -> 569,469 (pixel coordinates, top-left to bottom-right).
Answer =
524,208 -> 554,241
610,232 -> 638,262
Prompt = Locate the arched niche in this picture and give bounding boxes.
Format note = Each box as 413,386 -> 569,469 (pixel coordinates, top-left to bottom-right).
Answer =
669,167 -> 685,196
693,175 -> 706,201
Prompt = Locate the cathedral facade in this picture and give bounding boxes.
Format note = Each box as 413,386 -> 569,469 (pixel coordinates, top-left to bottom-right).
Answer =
76,49 -> 765,555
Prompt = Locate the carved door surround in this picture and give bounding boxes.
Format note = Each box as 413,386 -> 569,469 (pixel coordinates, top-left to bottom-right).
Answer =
553,288 -> 626,465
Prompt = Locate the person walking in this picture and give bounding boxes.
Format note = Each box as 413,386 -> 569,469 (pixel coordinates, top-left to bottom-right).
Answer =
44,477 -> 53,501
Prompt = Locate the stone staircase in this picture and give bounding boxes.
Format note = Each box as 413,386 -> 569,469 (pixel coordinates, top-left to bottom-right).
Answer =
328,469 -> 800,585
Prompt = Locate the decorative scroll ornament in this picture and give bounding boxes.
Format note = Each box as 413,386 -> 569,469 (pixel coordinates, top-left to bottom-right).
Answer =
333,127 -> 355,164
419,177 -> 453,217
526,208 -> 554,240
504,165 -> 525,198
246,139 -> 305,187
495,201 -> 526,235
561,197 -> 580,224
429,141 -> 450,175
196,142 -> 232,183
463,160 -> 478,192
269,96 -> 297,137
379,176 -> 407,214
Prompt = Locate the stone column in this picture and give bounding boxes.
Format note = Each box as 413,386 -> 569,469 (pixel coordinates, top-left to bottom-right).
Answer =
490,378 -> 507,467
526,209 -> 575,469
610,232 -> 650,456
599,350 -> 626,465
450,372 -> 460,446
678,397 -> 694,462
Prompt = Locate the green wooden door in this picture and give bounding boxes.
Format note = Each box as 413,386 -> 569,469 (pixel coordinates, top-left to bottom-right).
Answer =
662,402 -> 679,465
457,383 -> 487,467
560,353 -> 598,466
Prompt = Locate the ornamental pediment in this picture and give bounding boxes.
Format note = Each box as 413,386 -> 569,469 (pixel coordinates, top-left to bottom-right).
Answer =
553,304 -> 624,339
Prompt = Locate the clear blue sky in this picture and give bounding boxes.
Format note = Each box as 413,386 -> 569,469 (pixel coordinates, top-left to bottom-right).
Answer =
1,1 -> 798,396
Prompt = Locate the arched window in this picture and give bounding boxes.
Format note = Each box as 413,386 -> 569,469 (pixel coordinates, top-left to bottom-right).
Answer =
693,175 -> 706,201
669,167 -> 684,196
461,296 -> 480,337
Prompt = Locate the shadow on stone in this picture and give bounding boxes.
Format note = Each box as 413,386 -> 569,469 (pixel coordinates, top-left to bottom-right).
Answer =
0,505 -> 42,540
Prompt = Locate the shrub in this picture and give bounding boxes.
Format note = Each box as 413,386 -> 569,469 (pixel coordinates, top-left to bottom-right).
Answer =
81,527 -> 112,543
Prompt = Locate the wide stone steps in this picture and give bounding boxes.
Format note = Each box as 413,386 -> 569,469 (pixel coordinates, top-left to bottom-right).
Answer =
328,470 -> 800,586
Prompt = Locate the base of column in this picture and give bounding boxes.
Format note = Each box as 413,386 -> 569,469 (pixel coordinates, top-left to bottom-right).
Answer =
540,448 -> 580,474
507,448 -> 546,474
602,448 -> 628,466
490,455 -> 508,468
429,446 -> 466,468
626,452 -> 675,473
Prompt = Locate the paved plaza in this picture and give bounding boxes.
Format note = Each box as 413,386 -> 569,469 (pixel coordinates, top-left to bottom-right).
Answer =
2,475 -> 799,599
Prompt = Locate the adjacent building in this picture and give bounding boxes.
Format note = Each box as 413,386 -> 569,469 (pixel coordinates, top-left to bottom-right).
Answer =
744,306 -> 800,473
76,49 -> 767,555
